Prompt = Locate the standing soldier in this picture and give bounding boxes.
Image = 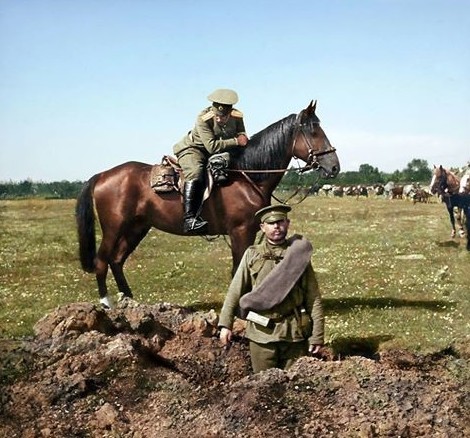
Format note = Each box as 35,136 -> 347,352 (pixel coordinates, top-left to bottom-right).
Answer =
218,204 -> 325,373
173,89 -> 249,234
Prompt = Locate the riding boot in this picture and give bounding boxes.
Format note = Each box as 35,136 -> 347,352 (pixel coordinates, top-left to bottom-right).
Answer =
183,180 -> 209,234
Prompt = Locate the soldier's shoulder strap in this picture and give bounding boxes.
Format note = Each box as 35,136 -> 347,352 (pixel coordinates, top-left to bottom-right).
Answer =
201,108 -> 215,122
230,109 -> 243,118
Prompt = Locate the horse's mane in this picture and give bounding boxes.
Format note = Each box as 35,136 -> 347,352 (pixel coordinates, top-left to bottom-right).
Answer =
231,113 -> 297,182
437,166 -> 460,181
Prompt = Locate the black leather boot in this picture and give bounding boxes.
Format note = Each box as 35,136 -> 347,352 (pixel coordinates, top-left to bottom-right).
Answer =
183,180 -> 208,234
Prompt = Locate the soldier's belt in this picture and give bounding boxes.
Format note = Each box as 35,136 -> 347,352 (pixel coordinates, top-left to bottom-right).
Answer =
246,309 -> 303,327
246,311 -> 270,327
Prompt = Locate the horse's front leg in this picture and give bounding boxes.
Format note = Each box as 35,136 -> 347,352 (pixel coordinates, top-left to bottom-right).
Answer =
229,225 -> 259,276
448,206 -> 456,238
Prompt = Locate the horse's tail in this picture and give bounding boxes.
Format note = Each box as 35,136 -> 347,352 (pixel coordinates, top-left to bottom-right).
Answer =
76,176 -> 98,273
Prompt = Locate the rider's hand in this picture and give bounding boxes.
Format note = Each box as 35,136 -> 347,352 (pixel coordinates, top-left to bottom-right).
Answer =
236,134 -> 248,147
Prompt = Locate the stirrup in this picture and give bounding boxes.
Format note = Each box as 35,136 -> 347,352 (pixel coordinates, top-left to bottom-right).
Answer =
184,217 -> 208,234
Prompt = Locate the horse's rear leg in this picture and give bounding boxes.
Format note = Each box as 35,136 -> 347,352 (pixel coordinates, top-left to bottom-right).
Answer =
110,262 -> 133,300
95,257 -> 112,308
94,235 -> 129,308
465,208 -> 470,250
95,256 -> 133,308
110,225 -> 151,301
456,208 -> 466,238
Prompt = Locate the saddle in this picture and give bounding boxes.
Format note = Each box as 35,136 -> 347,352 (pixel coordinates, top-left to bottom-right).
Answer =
150,156 -> 181,193
150,152 -> 231,195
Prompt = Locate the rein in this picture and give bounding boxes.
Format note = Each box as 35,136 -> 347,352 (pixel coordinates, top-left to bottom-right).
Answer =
437,170 -> 461,196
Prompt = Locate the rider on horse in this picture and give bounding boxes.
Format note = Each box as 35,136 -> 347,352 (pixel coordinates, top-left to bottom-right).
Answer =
173,89 -> 249,234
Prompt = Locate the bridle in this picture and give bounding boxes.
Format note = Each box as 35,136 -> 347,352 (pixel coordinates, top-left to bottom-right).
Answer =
437,172 -> 449,195
291,112 -> 336,174
433,169 -> 459,197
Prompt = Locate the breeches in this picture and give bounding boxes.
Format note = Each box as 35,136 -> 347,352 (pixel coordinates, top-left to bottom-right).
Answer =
176,148 -> 208,181
249,339 -> 308,373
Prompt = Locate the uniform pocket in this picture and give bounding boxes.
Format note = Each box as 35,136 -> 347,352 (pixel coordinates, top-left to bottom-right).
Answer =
299,312 -> 313,338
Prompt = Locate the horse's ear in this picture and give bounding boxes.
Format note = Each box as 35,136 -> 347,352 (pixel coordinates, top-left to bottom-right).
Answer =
306,100 -> 317,114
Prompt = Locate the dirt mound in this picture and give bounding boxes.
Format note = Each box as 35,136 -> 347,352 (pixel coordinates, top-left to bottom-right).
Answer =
1,300 -> 469,437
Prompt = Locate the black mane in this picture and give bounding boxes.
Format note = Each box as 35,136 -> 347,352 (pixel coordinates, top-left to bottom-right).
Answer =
231,113 -> 297,182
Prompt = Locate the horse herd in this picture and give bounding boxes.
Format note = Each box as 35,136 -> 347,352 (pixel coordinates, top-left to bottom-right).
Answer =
315,182 -> 433,203
317,165 -> 470,248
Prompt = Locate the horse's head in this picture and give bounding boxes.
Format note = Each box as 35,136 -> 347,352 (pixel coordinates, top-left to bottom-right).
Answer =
292,100 -> 340,178
430,165 -> 460,195
460,174 -> 470,194
430,165 -> 444,195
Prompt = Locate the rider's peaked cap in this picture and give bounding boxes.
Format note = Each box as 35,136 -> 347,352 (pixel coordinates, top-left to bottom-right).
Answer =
208,89 -> 239,116
255,204 -> 292,224
208,89 -> 239,105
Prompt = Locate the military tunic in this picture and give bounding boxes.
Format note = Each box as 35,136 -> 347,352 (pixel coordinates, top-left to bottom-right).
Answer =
219,239 -> 325,350
173,106 -> 246,180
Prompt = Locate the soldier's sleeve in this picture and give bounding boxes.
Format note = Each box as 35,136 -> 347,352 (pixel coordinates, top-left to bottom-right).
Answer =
218,249 -> 253,329
231,109 -> 247,136
236,117 -> 247,137
196,114 -> 239,154
303,264 -> 325,346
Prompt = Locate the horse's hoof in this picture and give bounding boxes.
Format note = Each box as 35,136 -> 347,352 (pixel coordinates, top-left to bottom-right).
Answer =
99,296 -> 113,309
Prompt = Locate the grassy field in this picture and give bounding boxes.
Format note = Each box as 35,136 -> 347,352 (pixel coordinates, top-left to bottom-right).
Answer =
1,196 -> 469,354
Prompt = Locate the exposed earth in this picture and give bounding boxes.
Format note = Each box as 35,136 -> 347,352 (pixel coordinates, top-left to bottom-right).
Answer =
1,300 -> 469,438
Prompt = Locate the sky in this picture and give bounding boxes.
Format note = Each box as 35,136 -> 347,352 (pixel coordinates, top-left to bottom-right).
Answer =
1,0 -> 469,182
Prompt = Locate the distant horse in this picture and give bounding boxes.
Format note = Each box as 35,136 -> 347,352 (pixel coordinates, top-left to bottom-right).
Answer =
383,181 -> 395,198
76,101 -> 341,307
373,184 -> 385,196
459,172 -> 470,194
429,165 -> 470,249
390,185 -> 404,200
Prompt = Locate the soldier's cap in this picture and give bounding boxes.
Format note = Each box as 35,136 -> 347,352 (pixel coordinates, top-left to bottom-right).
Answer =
208,89 -> 239,105
255,204 -> 292,223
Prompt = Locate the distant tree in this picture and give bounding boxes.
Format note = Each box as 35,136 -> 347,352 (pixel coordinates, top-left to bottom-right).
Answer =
19,179 -> 34,197
358,164 -> 383,184
402,159 -> 432,182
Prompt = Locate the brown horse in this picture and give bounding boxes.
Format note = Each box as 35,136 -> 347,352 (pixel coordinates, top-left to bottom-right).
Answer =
76,100 -> 340,307
430,165 -> 470,246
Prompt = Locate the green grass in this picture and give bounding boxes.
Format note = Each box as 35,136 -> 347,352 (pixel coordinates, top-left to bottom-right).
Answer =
0,196 -> 469,354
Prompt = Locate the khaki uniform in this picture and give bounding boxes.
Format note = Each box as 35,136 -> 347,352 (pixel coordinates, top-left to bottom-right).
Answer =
219,239 -> 324,372
173,107 -> 246,180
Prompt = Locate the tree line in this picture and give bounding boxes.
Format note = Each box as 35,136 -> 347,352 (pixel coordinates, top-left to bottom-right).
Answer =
1,159 -> 433,200
0,180 -> 84,200
279,158 -> 432,190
